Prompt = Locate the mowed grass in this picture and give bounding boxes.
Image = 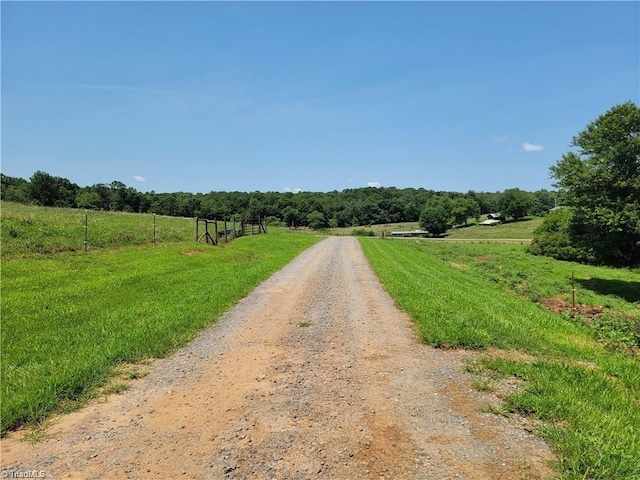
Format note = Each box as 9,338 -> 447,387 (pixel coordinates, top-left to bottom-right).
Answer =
359,238 -> 640,480
1,233 -> 322,432
327,221 -> 420,236
446,216 -> 543,240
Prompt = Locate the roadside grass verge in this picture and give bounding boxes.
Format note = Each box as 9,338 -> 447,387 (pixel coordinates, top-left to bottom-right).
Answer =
359,238 -> 640,480
1,234 -> 321,433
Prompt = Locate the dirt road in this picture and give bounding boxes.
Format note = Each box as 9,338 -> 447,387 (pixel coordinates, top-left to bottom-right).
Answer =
1,237 -> 554,479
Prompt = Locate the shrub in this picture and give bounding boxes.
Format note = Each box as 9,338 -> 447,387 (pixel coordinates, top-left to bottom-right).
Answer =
351,228 -> 375,237
528,208 -> 586,262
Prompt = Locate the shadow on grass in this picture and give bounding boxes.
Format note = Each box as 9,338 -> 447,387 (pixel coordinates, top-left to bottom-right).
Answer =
577,277 -> 640,303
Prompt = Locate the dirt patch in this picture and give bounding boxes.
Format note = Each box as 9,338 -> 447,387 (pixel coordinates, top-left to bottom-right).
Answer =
1,237 -> 555,479
542,297 -> 605,323
450,262 -> 467,270
180,249 -> 205,256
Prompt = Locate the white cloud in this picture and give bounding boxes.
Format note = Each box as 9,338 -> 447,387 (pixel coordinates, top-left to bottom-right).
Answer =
521,142 -> 544,152
284,187 -> 302,193
367,182 -> 381,188
133,175 -> 146,182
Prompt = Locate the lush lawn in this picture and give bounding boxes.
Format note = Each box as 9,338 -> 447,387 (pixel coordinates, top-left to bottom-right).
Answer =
1,234 -> 321,432
360,238 -> 640,480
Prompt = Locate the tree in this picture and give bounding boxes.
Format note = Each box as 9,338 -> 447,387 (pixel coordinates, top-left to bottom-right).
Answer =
282,207 -> 302,228
306,210 -> 326,230
1,174 -> 30,203
419,197 -> 450,236
75,190 -> 102,209
451,197 -> 481,226
499,188 -> 533,220
549,101 -> 640,266
28,171 -> 78,207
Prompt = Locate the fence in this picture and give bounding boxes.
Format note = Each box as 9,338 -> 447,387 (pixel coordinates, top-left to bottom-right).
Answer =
195,215 -> 267,245
0,205 -> 198,256
1,203 -> 269,256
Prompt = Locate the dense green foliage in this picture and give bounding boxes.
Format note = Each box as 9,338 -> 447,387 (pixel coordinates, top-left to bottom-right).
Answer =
1,234 -> 321,432
450,196 -> 481,225
1,171 -> 556,229
418,196 -> 450,235
498,188 -> 534,220
538,102 -> 640,267
360,238 -> 640,479
528,208 -> 579,261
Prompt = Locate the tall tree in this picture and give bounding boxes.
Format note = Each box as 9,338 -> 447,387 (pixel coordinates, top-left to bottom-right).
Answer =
419,196 -> 450,236
499,188 -> 533,220
28,171 -> 78,207
549,101 -> 640,266
451,197 -> 481,226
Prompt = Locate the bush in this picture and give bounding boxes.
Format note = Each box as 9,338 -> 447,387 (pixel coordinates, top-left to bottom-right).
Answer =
351,228 -> 375,237
528,208 -> 586,262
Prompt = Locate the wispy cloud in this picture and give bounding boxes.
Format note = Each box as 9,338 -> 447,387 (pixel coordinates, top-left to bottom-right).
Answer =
521,142 -> 544,152
283,187 -> 302,193
133,175 -> 146,183
367,181 -> 381,188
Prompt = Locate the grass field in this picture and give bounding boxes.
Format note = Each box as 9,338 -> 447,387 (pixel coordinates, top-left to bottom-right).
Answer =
360,238 -> 640,479
1,224 -> 321,432
327,221 -> 421,237
446,216 -> 543,240
1,201 -> 197,257
327,216 -> 542,241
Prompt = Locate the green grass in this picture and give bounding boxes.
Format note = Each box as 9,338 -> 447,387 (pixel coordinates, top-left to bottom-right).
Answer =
359,238 -> 640,480
1,233 -> 321,432
1,201 -> 196,257
326,216 -> 541,241
446,216 -> 543,240
327,221 -> 420,237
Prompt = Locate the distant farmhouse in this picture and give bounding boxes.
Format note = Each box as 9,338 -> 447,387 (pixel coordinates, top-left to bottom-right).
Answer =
479,213 -> 504,226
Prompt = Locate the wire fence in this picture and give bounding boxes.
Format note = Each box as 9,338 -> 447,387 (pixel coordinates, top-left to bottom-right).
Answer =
2,205 -> 193,256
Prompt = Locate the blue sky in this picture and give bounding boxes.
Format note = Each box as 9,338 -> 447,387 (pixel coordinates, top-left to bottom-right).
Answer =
2,1 -> 638,194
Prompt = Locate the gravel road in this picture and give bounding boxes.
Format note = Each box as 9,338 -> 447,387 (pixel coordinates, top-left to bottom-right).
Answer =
1,236 -> 554,479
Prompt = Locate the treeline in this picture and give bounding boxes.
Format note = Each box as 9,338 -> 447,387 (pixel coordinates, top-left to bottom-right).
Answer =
1,170 -> 556,229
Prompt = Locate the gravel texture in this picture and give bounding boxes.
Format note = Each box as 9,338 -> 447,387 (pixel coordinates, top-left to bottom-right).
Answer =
1,236 -> 555,479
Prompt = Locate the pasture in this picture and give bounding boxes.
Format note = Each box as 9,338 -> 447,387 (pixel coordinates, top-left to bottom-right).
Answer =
327,216 -> 543,241
1,202 -> 195,256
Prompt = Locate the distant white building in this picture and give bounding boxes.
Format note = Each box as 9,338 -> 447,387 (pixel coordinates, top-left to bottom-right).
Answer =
391,230 -> 429,237
479,219 -> 501,226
